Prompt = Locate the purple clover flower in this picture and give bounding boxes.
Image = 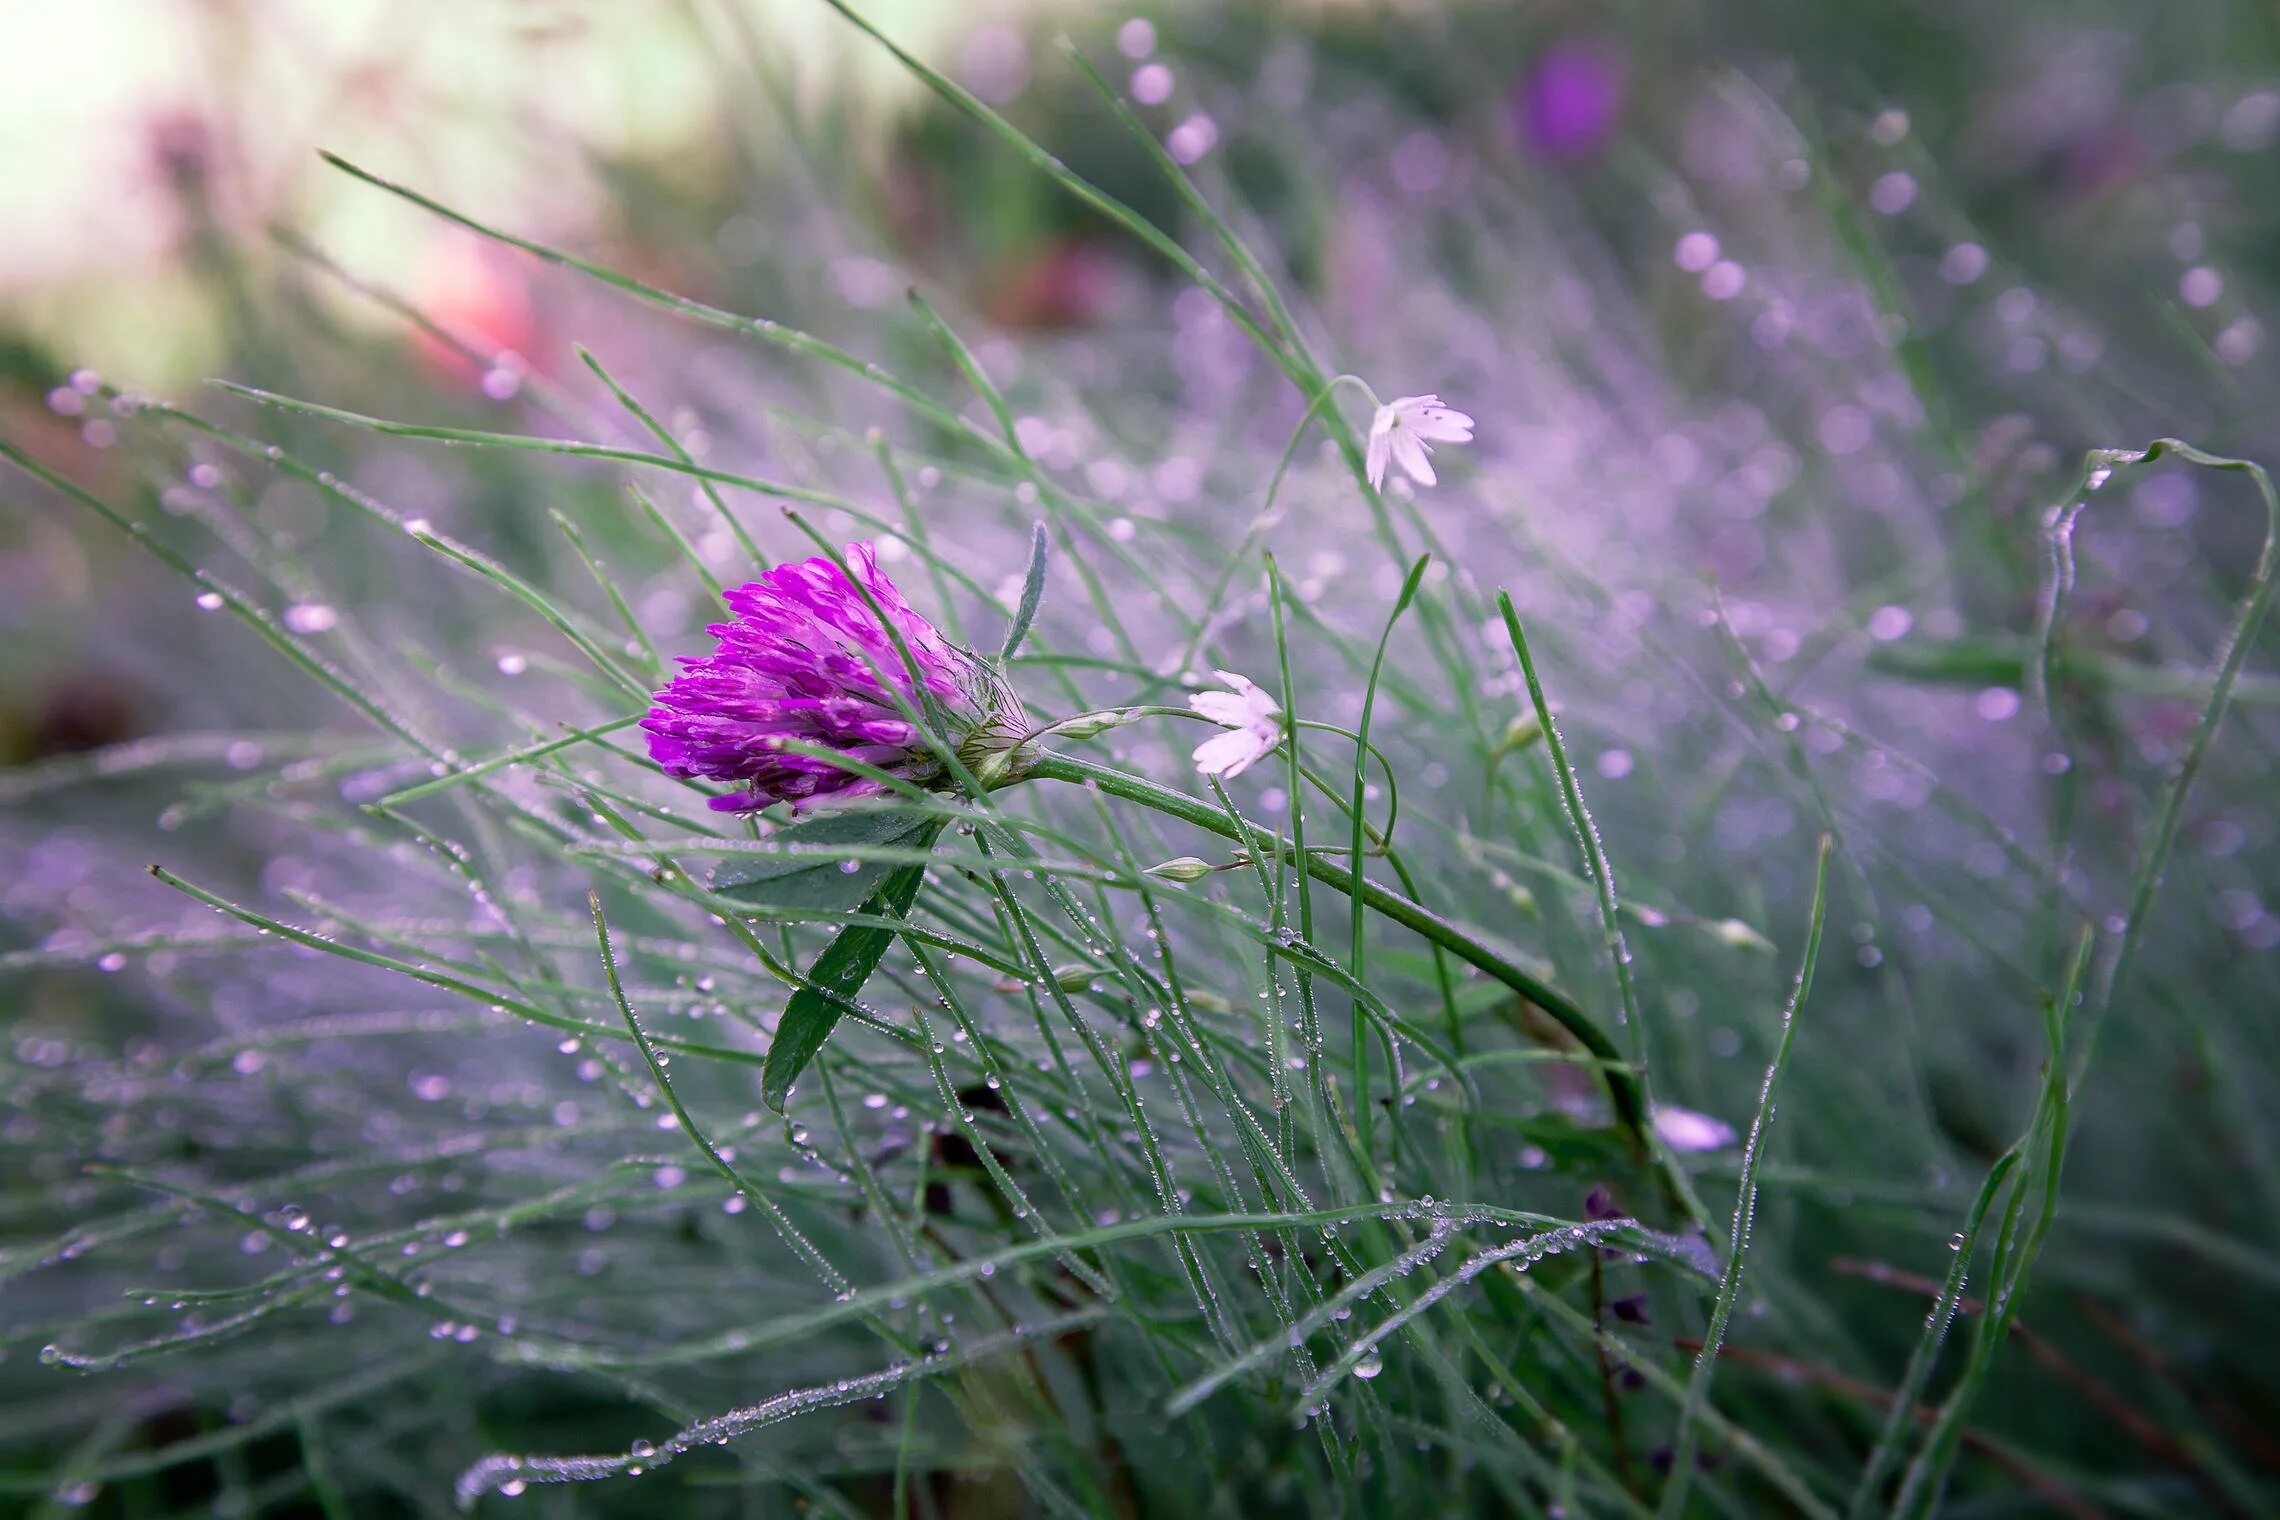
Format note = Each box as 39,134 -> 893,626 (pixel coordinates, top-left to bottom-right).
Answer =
643,542 -> 1027,814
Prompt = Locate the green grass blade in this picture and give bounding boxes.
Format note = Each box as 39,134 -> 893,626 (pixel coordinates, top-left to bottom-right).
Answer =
762,860 -> 930,1111
1657,835 -> 1832,1517
1001,520 -> 1050,662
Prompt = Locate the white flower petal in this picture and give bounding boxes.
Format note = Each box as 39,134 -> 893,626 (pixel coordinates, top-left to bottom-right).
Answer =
1193,727 -> 1274,778
1365,416 -> 1393,489
1190,670 -> 1283,776
1413,408 -> 1474,442
1191,690 -> 1257,726
1210,669 -> 1260,696
1390,428 -> 1436,487
1365,391 -> 1472,489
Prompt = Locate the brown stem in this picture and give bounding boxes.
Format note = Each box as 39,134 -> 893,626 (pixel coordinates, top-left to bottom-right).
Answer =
2069,1290 -> 2280,1474
1674,1338 -> 2109,1520
1831,1257 -> 2252,1516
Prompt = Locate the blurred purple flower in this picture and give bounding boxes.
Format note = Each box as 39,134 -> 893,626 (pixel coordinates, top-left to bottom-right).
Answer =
644,543 -> 1025,813
1652,1104 -> 1738,1152
1515,41 -> 1628,161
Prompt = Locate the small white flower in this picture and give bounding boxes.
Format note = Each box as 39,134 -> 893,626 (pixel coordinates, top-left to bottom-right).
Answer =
1652,1104 -> 1739,1153
1189,670 -> 1283,779
1365,393 -> 1475,489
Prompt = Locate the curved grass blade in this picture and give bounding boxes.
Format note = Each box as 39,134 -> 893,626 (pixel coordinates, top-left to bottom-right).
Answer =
806,2 -> 1289,373
371,713 -> 641,808
1001,520 -> 1049,662
1500,591 -> 1705,1226
1886,927 -> 2094,1518
577,343 -> 766,570
762,859 -> 930,1110
594,893 -> 861,1301
315,150 -> 995,453
1350,554 -> 1431,1147
1024,754 -> 1650,1130
2035,440 -> 2280,1067
1657,835 -> 1831,1518
711,808 -> 944,916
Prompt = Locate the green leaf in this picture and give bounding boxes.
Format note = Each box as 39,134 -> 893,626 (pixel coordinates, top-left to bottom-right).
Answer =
711,807 -> 940,916
762,861 -> 928,1110
1000,521 -> 1049,662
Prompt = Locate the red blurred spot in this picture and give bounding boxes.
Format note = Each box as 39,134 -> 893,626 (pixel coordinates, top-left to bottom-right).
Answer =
984,237 -> 1121,330
412,239 -> 537,388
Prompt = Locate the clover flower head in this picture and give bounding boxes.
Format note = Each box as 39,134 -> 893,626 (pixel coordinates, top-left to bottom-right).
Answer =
643,543 -> 1026,813
1365,393 -> 1475,490
1189,669 -> 1284,779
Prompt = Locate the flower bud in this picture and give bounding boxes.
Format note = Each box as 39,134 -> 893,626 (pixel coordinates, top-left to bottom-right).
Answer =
1043,708 -> 1141,743
1711,918 -> 1775,953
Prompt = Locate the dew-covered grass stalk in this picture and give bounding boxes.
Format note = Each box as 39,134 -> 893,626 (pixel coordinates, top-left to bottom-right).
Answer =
1658,834 -> 1830,1517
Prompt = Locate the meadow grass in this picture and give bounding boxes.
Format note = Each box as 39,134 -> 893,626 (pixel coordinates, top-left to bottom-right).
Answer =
4,5 -> 2279,1517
